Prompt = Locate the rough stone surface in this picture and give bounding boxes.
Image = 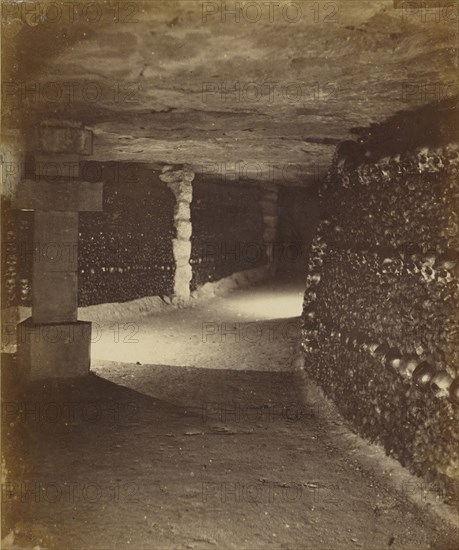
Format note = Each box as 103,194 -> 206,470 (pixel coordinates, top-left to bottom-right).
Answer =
4,2 -> 457,185
14,180 -> 103,211
174,264 -> 192,299
17,318 -> 91,380
175,220 -> 192,241
174,200 -> 191,221
1,134 -> 25,199
172,238 -> 192,265
159,169 -> 195,186
32,122 -> 93,156
33,153 -> 81,179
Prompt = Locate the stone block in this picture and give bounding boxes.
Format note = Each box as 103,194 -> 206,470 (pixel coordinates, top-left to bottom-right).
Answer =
175,201 -> 191,221
14,180 -> 103,211
175,264 -> 192,284
174,264 -> 192,298
176,220 -> 192,241
34,154 -> 80,181
166,181 -> 193,204
32,211 -> 79,272
32,271 -> 78,324
34,122 -> 93,155
17,318 -> 91,380
160,168 -> 195,185
172,239 -> 192,265
178,185 -> 193,204
1,146 -> 25,199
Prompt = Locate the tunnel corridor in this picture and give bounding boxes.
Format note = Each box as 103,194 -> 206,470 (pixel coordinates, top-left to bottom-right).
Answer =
2,1 -> 459,548
3,280 -> 458,550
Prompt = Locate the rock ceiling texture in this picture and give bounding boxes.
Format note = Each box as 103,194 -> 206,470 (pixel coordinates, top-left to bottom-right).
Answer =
3,0 -> 458,185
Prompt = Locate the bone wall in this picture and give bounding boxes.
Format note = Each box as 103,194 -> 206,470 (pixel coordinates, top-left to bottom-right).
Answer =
301,133 -> 459,492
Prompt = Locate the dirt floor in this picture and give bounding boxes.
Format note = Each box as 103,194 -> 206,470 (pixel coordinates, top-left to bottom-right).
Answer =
2,281 -> 458,550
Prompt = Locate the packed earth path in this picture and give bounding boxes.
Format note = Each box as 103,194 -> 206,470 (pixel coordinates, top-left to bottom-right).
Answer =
2,281 -> 458,550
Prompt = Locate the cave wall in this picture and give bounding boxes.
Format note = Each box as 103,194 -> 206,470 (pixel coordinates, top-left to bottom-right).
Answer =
301,135 -> 459,491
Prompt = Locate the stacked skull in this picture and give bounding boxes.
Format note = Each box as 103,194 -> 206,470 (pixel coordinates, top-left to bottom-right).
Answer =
301,137 -> 459,496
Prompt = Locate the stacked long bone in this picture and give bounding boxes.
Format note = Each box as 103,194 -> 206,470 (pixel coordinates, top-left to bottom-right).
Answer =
301,142 -> 459,487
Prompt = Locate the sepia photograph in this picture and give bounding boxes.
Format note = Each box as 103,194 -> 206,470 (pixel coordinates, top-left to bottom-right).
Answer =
1,1 -> 458,548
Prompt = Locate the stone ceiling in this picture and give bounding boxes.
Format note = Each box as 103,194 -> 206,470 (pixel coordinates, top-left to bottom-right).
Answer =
2,0 -> 458,185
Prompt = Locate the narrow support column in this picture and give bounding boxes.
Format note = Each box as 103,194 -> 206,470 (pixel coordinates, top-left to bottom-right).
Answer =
14,121 -> 102,380
259,183 -> 279,269
1,130 -> 26,336
159,166 -> 194,303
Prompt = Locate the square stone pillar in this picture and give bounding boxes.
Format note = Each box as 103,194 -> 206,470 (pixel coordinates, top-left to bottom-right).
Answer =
159,166 -> 194,304
13,121 -> 103,380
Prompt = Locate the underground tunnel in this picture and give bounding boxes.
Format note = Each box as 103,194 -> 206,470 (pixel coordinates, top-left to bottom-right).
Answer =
1,1 -> 459,549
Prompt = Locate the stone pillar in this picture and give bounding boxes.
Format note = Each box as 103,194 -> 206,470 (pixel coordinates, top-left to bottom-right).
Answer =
1,129 -> 25,200
159,166 -> 194,303
259,183 -> 279,269
13,121 -> 103,380
1,130 -> 26,337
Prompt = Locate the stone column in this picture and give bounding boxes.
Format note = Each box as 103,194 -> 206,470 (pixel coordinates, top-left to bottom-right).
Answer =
259,183 -> 279,269
1,130 -> 26,337
159,166 -> 194,304
13,121 -> 103,380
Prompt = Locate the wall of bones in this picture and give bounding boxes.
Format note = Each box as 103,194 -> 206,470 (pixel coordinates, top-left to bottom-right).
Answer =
2,163 -> 275,310
190,179 -> 267,290
301,116 -> 459,491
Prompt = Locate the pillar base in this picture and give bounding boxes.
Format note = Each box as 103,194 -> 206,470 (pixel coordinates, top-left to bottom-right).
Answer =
17,318 -> 91,380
